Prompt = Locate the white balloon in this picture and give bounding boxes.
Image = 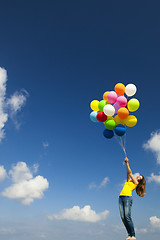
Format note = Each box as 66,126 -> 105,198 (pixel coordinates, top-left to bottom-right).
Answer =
125,84 -> 137,97
103,104 -> 115,116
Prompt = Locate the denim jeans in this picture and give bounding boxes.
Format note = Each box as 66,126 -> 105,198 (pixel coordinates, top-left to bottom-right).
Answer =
119,196 -> 135,237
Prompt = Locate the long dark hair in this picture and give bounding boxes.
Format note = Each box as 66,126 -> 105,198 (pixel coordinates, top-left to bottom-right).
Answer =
136,175 -> 146,197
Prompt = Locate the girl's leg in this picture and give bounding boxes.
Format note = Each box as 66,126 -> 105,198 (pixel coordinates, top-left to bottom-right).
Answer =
123,197 -> 135,237
119,197 -> 131,237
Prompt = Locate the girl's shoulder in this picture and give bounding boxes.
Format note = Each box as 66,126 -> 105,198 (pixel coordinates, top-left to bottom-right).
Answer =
128,179 -> 138,186
127,179 -> 132,183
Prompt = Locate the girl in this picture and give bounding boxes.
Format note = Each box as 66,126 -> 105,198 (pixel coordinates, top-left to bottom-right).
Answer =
119,157 -> 146,240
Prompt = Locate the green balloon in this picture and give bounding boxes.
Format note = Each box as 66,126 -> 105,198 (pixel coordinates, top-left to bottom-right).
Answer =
98,100 -> 108,112
105,119 -> 116,130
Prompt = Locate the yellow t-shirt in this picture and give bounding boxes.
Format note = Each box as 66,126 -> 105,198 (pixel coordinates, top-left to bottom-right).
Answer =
120,179 -> 138,196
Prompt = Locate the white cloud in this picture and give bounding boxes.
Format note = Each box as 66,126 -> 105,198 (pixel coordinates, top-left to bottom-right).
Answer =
135,227 -> 148,234
0,166 -> 7,182
147,173 -> 160,184
0,67 -> 28,141
9,162 -> 33,183
7,89 -> 29,129
143,130 -> 160,164
7,89 -> 28,113
88,182 -> 97,189
89,177 -> 109,190
48,205 -> 109,223
1,162 -> 49,205
150,216 -> 160,229
112,224 -> 148,235
99,177 -> 109,188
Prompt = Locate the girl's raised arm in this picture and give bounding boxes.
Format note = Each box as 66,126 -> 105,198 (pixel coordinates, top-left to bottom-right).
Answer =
124,157 -> 137,184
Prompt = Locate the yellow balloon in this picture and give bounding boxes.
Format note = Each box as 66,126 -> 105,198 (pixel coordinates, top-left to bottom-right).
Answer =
107,116 -> 114,120
114,115 -> 125,125
90,100 -> 99,111
124,115 -> 137,127
127,98 -> 140,112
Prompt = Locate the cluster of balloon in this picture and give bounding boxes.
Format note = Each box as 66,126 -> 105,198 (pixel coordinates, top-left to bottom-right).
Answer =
90,83 -> 139,140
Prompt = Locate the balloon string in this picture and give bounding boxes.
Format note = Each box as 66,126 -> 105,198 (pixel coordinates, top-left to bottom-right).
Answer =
120,136 -> 127,158
114,135 -> 127,165
124,132 -> 126,152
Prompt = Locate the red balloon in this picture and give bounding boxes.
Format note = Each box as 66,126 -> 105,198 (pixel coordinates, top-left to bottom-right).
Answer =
96,112 -> 108,122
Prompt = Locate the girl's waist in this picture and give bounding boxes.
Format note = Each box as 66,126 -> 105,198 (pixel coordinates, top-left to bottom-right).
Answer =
119,195 -> 132,198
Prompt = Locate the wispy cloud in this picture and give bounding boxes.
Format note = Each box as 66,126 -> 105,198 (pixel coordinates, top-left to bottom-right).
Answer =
7,89 -> 29,129
147,173 -> 160,184
0,166 -> 7,182
1,162 -> 49,205
135,227 -> 148,234
32,163 -> 39,174
112,224 -> 148,234
48,205 -> 109,223
0,67 -> 28,140
89,177 -> 109,190
150,216 -> 160,229
43,142 -> 49,149
143,130 -> 160,164
7,89 -> 28,113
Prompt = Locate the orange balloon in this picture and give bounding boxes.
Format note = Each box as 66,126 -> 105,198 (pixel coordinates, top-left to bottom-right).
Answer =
115,83 -> 125,95
118,107 -> 129,119
103,91 -> 109,101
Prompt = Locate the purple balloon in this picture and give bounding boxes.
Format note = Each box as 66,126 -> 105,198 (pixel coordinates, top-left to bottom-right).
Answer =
113,102 -> 120,114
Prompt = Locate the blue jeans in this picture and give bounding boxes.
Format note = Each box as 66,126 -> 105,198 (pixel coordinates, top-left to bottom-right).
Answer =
119,196 -> 135,237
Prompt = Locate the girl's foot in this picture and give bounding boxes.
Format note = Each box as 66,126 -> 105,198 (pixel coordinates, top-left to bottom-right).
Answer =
125,237 -> 131,240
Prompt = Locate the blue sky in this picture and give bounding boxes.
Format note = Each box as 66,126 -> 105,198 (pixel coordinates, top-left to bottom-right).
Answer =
0,1 -> 160,239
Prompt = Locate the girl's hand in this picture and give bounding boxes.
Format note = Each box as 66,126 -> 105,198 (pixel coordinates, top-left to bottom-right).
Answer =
124,157 -> 129,163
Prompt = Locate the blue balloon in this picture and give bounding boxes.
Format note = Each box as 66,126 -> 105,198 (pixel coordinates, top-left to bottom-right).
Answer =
90,111 -> 99,122
115,124 -> 126,136
103,129 -> 114,139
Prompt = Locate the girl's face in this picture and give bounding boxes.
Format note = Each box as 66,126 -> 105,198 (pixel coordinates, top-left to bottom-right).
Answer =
136,175 -> 143,181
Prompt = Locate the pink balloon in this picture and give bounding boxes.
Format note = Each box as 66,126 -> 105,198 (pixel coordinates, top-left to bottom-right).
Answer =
113,102 -> 120,113
107,91 -> 118,104
116,96 -> 127,107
